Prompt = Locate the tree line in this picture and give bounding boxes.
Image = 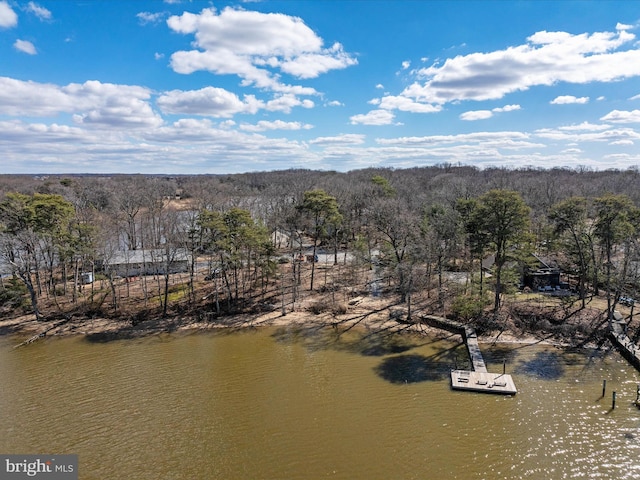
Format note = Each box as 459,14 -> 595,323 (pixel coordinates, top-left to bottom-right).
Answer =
1,165 -> 639,323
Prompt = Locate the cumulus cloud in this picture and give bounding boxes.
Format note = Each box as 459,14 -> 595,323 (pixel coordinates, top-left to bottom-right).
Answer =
14,39 -> 37,55
167,7 -> 357,93
375,95 -> 442,113
0,1 -> 17,28
551,95 -> 589,104
600,109 -> 640,123
460,110 -> 493,121
264,94 -> 314,113
460,104 -> 521,120
350,109 -> 396,125
157,86 -> 262,117
493,104 -> 521,112
397,26 -> 640,107
0,77 -> 162,128
26,2 -> 51,20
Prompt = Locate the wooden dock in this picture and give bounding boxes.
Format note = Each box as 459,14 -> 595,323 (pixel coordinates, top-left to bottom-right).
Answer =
451,369 -> 518,395
463,327 -> 487,373
421,315 -> 517,395
610,311 -> 640,371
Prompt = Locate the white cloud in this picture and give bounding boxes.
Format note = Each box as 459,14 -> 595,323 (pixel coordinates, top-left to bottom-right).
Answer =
536,125 -> 640,143
0,1 -> 17,28
551,95 -> 589,104
400,27 -> 640,105
375,84 -> 384,89
350,109 -> 396,125
610,139 -> 634,145
154,52 -> 164,60
310,134 -> 366,146
0,118 -> 319,174
157,86 -> 262,117
167,7 -> 357,93
375,131 -> 537,147
376,95 -> 442,113
630,94 -> 640,101
265,94 -> 314,113
280,42 -> 357,79
401,60 -> 411,70
600,109 -> 640,123
326,100 -> 343,107
492,104 -> 521,112
240,120 -> 313,132
460,110 -> 493,121
460,104 -> 521,120
137,11 -> 165,25
26,2 -> 51,20
558,121 -> 610,131
14,39 -> 37,55
0,77 -> 162,128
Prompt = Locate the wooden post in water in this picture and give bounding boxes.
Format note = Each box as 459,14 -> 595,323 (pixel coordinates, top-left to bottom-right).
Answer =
636,385 -> 640,407
612,391 -> 617,410
602,379 -> 607,398
503,360 -> 506,375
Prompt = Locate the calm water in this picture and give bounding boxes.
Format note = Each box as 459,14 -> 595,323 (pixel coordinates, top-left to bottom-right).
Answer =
1,325 -> 640,479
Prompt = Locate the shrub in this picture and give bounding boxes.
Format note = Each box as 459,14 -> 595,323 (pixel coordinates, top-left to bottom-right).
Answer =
307,302 -> 329,315
450,294 -> 491,321
0,277 -> 29,310
331,303 -> 348,315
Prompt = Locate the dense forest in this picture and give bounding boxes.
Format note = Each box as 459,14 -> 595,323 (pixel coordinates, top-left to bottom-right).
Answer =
1,165 -> 640,344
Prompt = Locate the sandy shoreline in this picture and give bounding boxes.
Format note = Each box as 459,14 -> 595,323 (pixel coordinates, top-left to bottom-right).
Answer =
0,295 -> 560,349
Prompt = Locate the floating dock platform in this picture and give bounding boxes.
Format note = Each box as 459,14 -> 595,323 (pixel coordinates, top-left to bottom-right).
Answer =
450,369 -> 517,395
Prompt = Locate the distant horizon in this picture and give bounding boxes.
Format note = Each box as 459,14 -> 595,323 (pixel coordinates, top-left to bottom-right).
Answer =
5,162 -> 640,179
2,1 -> 640,174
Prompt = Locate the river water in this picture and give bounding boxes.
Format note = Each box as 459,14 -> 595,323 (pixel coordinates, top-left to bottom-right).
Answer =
1,325 -> 640,479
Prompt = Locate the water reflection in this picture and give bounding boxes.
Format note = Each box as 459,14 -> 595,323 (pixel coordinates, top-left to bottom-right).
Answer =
515,350 -> 565,379
374,353 -> 450,383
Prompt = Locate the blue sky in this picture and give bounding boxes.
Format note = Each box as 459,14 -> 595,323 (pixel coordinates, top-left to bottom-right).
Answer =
2,0 -> 640,174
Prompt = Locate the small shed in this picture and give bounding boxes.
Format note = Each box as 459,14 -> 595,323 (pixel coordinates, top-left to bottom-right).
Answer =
80,272 -> 94,284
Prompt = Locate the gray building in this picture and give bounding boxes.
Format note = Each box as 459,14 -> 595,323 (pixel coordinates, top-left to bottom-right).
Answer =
101,248 -> 191,277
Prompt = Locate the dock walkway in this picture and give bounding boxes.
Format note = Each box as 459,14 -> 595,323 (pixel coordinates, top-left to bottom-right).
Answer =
610,311 -> 640,371
422,316 -> 517,395
463,326 -> 487,373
